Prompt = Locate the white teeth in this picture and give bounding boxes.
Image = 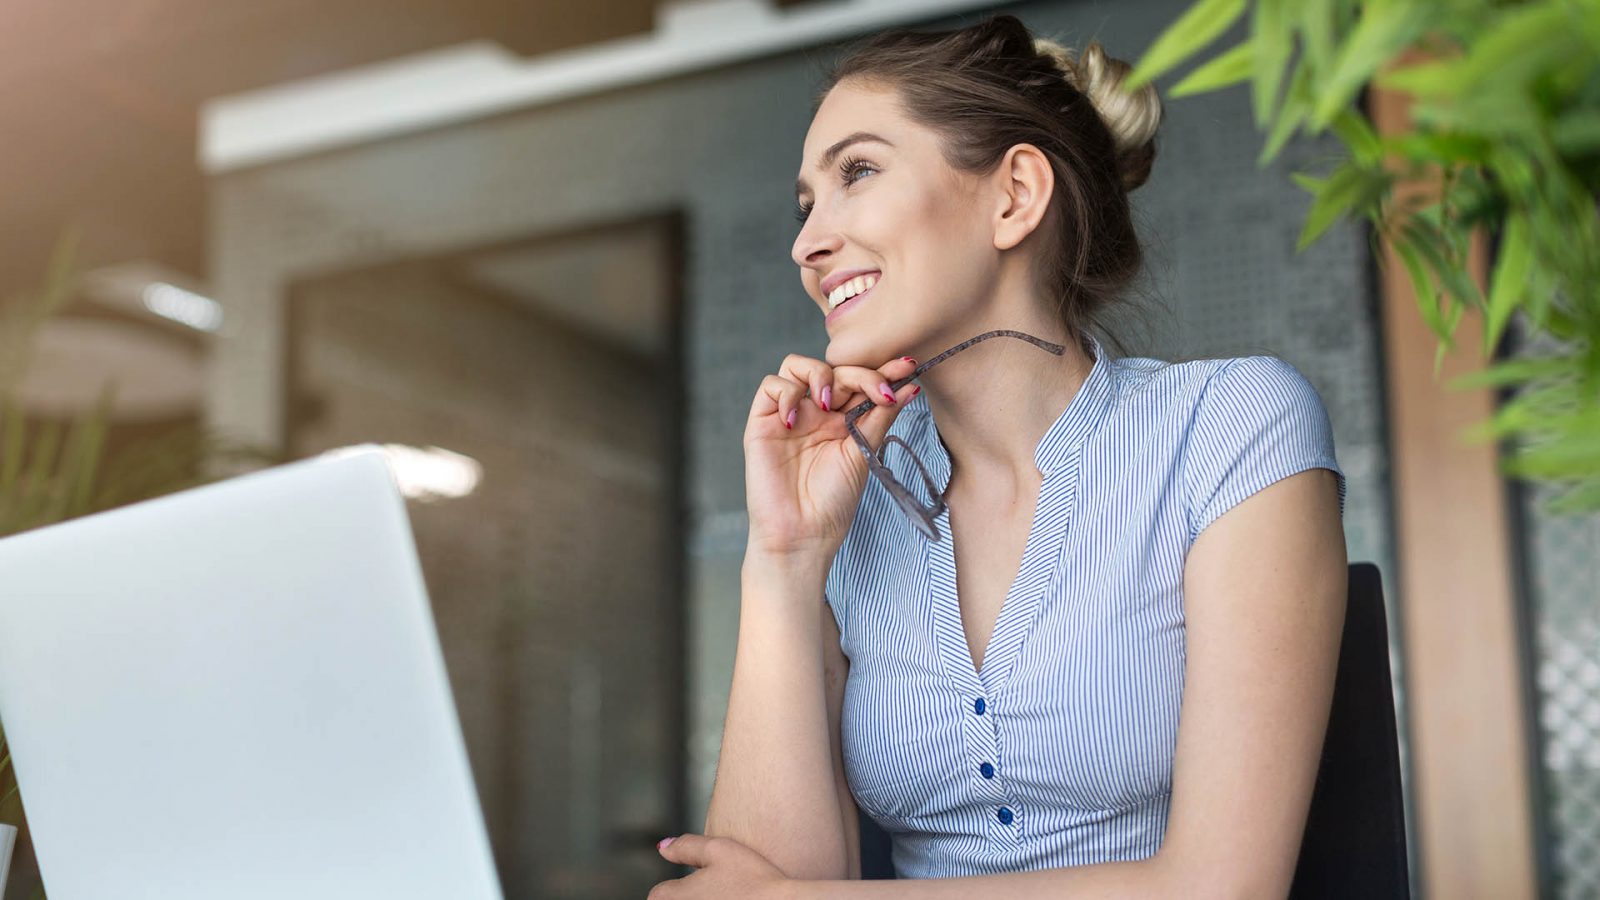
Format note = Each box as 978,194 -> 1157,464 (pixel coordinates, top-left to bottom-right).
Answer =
827,272 -> 880,309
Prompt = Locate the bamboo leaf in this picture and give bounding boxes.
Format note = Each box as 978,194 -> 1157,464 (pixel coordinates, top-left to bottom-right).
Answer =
1126,0 -> 1249,90
1309,2 -> 1430,130
1,394 -> 23,497
1551,108 -> 1600,156
18,418 -> 63,527
1378,131 -> 1491,165
1259,62 -> 1313,167
1330,108 -> 1383,166
1299,0 -> 1338,83
1391,233 -> 1449,343
1435,298 -> 1466,378
1401,215 -> 1485,317
1484,212 -> 1533,357
1251,0 -> 1293,126
67,383 -> 116,517
1294,162 -> 1390,252
1545,479 -> 1600,515
1448,353 -> 1568,390
1171,40 -> 1255,97
1449,2 -> 1583,93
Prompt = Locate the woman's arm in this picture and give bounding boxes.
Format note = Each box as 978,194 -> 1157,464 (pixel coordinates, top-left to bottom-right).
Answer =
702,550 -> 852,881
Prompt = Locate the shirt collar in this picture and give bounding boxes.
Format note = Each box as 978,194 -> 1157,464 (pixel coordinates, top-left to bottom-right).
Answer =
904,330 -> 1117,493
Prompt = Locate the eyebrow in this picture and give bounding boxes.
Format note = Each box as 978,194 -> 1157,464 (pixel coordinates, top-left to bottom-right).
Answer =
794,131 -> 895,197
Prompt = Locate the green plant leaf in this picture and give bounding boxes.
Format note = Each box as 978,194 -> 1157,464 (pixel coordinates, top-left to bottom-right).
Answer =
1330,108 -> 1384,165
1551,108 -> 1600,156
1448,2 -> 1584,94
1259,62 -> 1314,167
1126,0 -> 1249,90
1372,56 -> 1461,96
1171,39 -> 1256,97
1299,0 -> 1338,83
1448,353 -> 1568,390
17,418 -> 63,527
1378,131 -> 1491,165
1309,2 -> 1431,130
1251,0 -> 1293,126
1401,214 -> 1485,318
1391,231 -> 1451,344
1545,478 -> 1600,515
0,394 -> 22,498
1294,161 -> 1391,252
1483,211 -> 1533,356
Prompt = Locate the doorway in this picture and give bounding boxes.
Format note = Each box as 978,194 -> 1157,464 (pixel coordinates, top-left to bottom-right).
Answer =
285,213 -> 687,898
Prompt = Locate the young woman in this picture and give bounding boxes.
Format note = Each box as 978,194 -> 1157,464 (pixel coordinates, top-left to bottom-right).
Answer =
652,13 -> 1349,899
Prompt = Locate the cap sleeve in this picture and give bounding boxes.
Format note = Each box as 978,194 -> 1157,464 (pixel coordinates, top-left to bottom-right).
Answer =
1183,355 -> 1347,542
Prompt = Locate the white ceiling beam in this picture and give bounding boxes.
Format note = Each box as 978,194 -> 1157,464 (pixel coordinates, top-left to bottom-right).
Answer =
200,0 -> 1006,173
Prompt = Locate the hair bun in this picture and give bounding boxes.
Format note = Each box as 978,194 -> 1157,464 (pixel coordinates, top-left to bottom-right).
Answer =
1033,38 -> 1163,191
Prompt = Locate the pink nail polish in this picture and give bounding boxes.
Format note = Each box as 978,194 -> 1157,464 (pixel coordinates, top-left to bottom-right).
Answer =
658,836 -> 676,850
880,384 -> 895,404
821,385 -> 831,411
786,408 -> 796,428
912,385 -> 921,395
902,357 -> 917,365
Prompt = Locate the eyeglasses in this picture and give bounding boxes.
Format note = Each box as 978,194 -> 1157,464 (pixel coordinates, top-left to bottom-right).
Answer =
842,329 -> 1068,541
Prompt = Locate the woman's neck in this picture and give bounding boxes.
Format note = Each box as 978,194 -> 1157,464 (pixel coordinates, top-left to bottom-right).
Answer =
917,325 -> 1094,499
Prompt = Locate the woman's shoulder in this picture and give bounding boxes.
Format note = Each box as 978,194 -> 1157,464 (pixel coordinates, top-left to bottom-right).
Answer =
1107,349 -> 1326,420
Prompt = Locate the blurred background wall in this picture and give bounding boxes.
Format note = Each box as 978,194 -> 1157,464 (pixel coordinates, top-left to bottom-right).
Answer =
2,0 -> 1594,897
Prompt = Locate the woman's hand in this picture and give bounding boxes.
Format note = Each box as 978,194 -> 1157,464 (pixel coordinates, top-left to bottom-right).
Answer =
744,352 -> 921,560
648,834 -> 793,900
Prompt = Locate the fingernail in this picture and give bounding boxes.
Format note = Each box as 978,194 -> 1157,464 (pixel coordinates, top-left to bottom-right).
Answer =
902,357 -> 917,365
821,385 -> 831,411
912,385 -> 921,395
786,408 -> 797,428
879,384 -> 896,404
658,836 -> 676,850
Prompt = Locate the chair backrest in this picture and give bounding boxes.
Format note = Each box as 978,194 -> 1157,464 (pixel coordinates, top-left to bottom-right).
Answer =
1288,561 -> 1410,897
857,562 -> 1410,895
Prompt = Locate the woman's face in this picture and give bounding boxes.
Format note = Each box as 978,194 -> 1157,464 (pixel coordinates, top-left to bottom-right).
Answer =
792,80 -> 1001,366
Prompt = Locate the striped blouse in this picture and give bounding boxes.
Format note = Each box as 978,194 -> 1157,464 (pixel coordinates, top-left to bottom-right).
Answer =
824,330 -> 1347,879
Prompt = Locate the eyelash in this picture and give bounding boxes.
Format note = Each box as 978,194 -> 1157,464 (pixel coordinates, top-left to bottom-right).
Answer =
794,155 -> 876,223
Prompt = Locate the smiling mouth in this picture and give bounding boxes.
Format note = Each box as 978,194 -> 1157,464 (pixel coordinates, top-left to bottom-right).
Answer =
825,275 -> 880,324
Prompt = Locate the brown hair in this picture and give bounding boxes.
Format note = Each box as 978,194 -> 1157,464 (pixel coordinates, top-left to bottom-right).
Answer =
811,14 -> 1165,362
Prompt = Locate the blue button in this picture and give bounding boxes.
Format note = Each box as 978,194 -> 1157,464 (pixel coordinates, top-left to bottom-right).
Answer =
997,806 -> 1014,825
979,762 -> 995,779
974,697 -> 986,715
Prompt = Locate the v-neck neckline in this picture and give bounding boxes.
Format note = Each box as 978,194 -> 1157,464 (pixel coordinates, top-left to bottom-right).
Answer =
923,465 -> 1080,696
907,331 -> 1118,699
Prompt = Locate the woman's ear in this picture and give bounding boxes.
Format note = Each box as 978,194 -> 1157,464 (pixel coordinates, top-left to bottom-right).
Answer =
991,143 -> 1054,252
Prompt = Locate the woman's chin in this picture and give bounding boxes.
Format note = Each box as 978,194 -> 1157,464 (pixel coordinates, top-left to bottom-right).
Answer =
827,330 -> 907,370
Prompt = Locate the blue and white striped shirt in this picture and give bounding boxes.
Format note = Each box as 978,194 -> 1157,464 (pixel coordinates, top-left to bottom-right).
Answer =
824,330 -> 1347,879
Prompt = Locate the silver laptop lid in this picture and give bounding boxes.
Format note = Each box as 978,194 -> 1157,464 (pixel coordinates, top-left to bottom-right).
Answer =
0,446 -> 503,899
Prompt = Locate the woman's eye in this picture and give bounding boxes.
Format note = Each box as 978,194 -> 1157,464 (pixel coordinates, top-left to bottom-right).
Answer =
840,157 -> 877,185
793,159 -> 877,224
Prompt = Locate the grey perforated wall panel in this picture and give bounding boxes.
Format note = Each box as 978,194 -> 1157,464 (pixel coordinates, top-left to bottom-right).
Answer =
1512,323 -> 1600,900
206,0 -> 1398,858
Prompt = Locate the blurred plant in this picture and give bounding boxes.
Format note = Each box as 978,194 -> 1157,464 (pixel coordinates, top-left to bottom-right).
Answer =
0,230 -> 279,899
1126,0 -> 1600,513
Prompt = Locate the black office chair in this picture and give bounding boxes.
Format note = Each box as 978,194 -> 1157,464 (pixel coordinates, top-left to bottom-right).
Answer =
858,562 -> 1410,897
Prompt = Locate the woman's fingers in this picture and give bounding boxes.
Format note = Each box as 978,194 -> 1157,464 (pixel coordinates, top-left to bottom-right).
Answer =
777,353 -> 840,416
751,354 -> 920,433
828,357 -> 919,415
753,373 -> 809,430
844,370 -> 921,449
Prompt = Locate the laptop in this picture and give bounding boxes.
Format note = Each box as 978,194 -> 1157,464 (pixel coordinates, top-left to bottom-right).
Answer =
0,446 -> 503,899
